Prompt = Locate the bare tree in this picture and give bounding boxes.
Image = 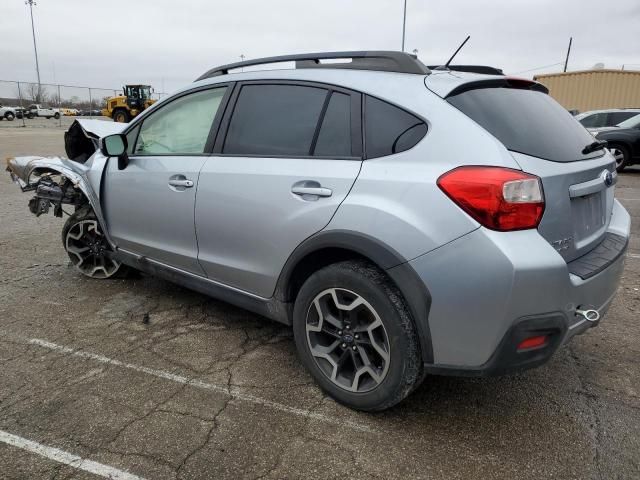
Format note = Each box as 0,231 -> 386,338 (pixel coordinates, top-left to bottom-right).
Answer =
25,83 -> 49,104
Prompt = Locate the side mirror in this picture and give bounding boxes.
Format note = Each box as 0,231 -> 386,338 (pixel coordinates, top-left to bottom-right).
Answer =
100,133 -> 129,170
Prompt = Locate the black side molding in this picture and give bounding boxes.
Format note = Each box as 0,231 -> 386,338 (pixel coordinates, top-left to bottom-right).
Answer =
276,230 -> 434,364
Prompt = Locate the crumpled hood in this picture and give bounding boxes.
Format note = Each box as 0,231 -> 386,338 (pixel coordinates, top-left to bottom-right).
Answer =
73,119 -> 127,139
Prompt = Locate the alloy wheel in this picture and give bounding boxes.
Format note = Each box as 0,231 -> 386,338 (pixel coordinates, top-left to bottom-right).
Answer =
610,147 -> 625,168
305,288 -> 390,393
65,219 -> 120,278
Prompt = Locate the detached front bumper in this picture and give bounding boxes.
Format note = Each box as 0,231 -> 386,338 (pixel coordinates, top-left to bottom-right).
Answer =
403,199 -> 630,374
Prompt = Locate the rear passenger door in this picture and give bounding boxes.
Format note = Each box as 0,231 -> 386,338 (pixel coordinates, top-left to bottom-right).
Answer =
195,81 -> 362,297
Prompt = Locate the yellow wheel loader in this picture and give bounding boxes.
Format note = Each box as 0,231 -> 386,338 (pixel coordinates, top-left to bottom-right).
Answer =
101,85 -> 156,122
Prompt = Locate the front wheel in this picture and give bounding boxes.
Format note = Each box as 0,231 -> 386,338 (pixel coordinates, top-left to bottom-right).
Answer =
112,109 -> 130,123
62,207 -> 125,279
54,112 -> 60,119
5,112 -> 15,121
293,260 -> 423,411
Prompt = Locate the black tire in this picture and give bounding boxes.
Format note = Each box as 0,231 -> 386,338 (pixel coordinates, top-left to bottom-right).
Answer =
112,109 -> 130,123
54,112 -> 60,119
26,113 -> 34,119
293,260 -> 423,411
5,112 -> 15,121
62,206 -> 128,279
609,144 -> 630,172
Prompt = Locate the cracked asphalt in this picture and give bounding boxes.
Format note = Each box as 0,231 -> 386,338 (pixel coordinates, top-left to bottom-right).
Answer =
0,126 -> 639,479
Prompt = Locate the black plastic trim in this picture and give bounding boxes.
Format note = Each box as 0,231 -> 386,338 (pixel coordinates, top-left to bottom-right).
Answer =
567,232 -> 628,280
196,51 -> 430,80
114,249 -> 290,325
424,313 -> 568,377
275,230 -> 434,363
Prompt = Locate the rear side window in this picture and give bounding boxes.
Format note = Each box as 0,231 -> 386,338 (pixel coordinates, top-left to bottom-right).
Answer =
314,92 -> 352,157
448,87 -> 602,162
223,84 -> 327,156
364,96 -> 427,159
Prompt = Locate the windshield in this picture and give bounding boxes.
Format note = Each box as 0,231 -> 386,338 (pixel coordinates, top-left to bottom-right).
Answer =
617,113 -> 640,129
447,87 -> 603,162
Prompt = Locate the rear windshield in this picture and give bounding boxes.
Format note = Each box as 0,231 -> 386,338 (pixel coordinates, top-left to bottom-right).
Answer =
447,87 -> 603,162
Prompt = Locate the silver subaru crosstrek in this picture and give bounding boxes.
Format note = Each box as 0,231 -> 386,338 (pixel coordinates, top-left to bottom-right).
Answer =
7,52 -> 630,411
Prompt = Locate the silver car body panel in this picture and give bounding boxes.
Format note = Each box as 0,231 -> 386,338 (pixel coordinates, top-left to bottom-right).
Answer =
196,156 -> 362,297
403,198 -> 630,367
102,155 -> 208,276
5,66 -> 632,373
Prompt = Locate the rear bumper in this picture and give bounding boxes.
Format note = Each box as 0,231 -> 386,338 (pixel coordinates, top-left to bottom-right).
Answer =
403,198 -> 630,373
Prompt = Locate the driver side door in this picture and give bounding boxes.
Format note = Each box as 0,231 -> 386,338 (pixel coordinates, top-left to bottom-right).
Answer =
102,85 -> 230,275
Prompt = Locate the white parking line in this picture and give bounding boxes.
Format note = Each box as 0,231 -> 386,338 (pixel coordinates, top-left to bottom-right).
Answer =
628,253 -> 640,260
0,430 -> 144,480
28,338 -> 375,433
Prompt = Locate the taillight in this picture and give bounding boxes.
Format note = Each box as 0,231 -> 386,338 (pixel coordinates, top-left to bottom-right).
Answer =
437,166 -> 544,231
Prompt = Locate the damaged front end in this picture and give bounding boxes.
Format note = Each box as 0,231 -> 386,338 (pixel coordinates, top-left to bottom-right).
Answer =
7,156 -> 87,218
6,119 -> 126,248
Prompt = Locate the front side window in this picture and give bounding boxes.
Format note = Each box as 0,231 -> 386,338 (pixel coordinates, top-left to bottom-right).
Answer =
365,96 -> 427,159
223,84 -> 328,156
133,87 -> 227,155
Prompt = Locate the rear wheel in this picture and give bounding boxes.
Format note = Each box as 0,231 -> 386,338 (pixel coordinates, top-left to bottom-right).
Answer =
112,109 -> 130,123
293,260 -> 423,411
54,112 -> 60,119
610,144 -> 630,172
62,207 -> 125,279
5,112 -> 15,121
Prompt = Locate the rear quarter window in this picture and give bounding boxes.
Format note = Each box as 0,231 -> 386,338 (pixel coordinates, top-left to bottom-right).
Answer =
447,87 -> 602,162
364,96 -> 427,159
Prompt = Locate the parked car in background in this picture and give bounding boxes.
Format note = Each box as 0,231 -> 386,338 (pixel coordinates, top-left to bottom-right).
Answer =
14,106 -> 26,119
592,113 -> 640,171
6,51 -> 630,411
26,104 -> 60,119
0,104 -> 17,121
577,108 -> 640,129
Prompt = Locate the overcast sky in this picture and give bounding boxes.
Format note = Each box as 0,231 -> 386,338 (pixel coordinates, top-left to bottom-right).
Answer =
1,0 -> 639,95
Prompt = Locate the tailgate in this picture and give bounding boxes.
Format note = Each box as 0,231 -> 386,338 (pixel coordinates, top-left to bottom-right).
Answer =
511,152 -> 616,261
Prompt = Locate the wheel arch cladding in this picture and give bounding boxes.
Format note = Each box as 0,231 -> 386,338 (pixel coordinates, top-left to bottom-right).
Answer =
276,229 -> 434,363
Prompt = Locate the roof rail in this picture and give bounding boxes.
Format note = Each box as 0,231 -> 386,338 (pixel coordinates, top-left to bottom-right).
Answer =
428,65 -> 504,75
196,51 -> 430,81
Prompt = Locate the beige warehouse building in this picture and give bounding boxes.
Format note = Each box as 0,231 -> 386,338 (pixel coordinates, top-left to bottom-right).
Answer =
534,69 -> 640,112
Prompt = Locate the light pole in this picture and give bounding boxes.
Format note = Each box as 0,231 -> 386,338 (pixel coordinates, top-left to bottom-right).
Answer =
26,0 -> 42,101
401,0 -> 407,52
240,54 -> 245,72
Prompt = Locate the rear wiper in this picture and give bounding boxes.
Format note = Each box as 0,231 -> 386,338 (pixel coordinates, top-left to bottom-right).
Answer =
582,140 -> 607,155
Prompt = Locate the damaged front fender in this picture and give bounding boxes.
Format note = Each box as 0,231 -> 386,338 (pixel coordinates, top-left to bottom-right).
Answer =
6,124 -> 118,249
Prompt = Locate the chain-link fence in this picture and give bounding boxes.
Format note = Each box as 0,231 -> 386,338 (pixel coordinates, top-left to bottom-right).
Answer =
0,79 -> 168,127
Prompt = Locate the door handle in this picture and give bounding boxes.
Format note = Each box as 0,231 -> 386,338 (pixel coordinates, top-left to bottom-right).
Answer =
291,186 -> 332,197
168,178 -> 194,188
